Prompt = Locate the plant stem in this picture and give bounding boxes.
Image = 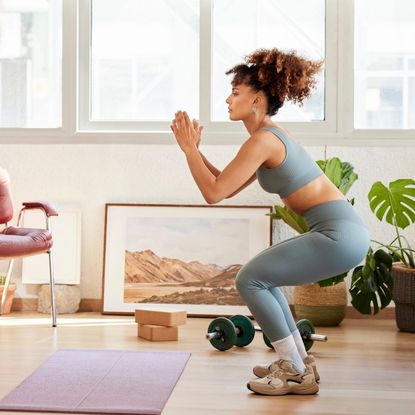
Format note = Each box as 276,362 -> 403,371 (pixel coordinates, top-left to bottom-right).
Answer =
389,195 -> 407,266
371,240 -> 415,253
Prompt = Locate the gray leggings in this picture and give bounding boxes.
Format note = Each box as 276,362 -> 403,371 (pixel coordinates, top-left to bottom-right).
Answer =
235,200 -> 370,342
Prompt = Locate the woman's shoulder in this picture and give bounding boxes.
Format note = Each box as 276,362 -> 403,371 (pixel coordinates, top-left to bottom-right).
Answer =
250,127 -> 290,146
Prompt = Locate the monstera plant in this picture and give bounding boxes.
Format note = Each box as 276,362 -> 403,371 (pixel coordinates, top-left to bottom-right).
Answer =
369,179 -> 415,268
350,179 -> 415,332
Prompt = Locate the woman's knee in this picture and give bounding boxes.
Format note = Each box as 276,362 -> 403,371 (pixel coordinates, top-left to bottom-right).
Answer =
235,264 -> 255,293
235,263 -> 264,293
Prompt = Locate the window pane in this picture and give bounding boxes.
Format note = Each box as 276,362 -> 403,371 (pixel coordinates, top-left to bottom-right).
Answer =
355,0 -> 415,129
0,0 -> 62,128
409,78 -> 415,128
212,0 -> 325,122
91,0 -> 199,121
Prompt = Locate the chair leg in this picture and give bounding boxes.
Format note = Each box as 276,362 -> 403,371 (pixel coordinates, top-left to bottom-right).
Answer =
46,216 -> 57,327
0,259 -> 14,315
47,249 -> 57,327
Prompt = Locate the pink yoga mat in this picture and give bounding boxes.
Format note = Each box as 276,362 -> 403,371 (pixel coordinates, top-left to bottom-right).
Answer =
0,349 -> 191,415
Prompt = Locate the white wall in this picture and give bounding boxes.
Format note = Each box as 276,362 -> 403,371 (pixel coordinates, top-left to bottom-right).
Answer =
1,142 -> 414,304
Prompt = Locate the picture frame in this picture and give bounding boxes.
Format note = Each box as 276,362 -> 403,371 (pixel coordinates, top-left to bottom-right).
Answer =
102,204 -> 272,316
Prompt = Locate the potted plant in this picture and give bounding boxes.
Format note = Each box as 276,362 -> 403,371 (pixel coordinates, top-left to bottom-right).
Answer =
350,178 -> 415,332
270,153 -> 358,326
0,275 -> 16,314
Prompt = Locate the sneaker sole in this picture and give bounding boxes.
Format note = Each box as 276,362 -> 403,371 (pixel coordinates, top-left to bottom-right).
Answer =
253,366 -> 320,383
247,382 -> 319,396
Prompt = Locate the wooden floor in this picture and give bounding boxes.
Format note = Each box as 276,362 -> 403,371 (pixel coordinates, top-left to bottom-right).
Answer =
0,312 -> 414,415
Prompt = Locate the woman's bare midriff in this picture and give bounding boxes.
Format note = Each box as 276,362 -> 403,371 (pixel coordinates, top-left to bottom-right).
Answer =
282,174 -> 347,216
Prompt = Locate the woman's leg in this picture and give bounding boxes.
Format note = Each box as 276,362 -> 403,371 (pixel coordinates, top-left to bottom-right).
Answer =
242,202 -> 370,394
268,287 -> 308,359
268,287 -> 297,332
236,227 -> 368,341
244,234 -> 310,356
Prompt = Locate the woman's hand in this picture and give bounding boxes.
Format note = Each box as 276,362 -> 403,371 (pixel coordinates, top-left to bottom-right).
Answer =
171,111 -> 203,153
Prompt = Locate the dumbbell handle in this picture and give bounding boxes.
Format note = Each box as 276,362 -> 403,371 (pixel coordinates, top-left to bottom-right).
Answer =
206,332 -> 220,340
254,326 -> 327,342
306,334 -> 327,342
206,326 -> 242,341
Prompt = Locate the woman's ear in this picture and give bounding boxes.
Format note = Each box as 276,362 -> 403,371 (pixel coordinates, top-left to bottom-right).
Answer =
254,91 -> 268,109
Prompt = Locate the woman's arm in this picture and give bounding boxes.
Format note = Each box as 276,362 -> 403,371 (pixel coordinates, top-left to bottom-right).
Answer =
200,150 -> 257,198
199,151 -> 221,177
226,173 -> 257,198
172,111 -> 267,204
185,140 -> 263,203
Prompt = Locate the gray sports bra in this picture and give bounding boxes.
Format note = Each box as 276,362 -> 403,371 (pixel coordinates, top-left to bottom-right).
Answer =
256,127 -> 323,198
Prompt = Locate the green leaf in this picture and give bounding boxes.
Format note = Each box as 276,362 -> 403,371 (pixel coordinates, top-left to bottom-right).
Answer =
373,249 -> 393,270
368,179 -> 415,230
324,157 -> 342,187
351,293 -> 372,315
316,160 -> 326,171
270,205 -> 309,234
316,157 -> 358,196
318,272 -> 347,287
338,162 -> 359,195
349,248 -> 393,315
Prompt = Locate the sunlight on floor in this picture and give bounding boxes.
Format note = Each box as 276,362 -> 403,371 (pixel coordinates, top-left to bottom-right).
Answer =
0,312 -> 135,327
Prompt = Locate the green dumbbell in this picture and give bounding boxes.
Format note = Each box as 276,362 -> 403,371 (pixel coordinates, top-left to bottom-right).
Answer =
206,315 -> 255,351
206,315 -> 327,352
260,319 -> 327,351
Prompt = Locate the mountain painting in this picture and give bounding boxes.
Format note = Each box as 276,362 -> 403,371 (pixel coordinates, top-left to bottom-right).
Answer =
123,217 -> 250,305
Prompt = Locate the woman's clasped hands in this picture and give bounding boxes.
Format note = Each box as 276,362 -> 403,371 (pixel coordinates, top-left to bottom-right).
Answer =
170,111 -> 203,154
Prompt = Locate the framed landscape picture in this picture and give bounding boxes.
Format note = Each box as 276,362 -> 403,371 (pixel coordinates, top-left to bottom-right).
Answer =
102,204 -> 272,316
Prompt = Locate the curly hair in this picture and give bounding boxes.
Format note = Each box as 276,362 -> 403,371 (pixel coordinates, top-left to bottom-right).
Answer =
225,48 -> 323,116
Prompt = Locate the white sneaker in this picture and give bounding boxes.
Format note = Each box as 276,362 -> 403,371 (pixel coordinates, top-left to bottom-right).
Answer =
247,360 -> 319,396
252,354 -> 320,382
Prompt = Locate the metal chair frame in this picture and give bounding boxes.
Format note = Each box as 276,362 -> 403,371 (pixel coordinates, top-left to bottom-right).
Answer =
0,206 -> 57,327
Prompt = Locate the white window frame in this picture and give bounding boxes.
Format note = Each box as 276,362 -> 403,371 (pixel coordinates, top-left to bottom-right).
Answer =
77,0 -> 338,143
0,0 -> 77,142
340,0 -> 415,143
0,0 -> 414,146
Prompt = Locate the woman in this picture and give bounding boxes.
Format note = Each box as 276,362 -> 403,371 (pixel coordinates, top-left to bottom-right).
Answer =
170,48 -> 370,396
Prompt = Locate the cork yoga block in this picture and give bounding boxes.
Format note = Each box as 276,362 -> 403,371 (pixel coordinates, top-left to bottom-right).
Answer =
134,308 -> 187,326
137,324 -> 179,341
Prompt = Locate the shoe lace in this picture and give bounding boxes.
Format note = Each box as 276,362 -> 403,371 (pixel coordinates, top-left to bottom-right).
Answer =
269,367 -> 286,378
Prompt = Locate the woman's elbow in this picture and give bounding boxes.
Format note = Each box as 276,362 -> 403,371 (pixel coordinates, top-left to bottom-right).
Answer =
204,191 -> 224,205
203,183 -> 227,204
204,195 -> 221,205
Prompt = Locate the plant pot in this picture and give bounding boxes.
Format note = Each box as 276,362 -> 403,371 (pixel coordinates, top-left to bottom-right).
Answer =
0,283 -> 16,314
392,263 -> 415,333
293,281 -> 347,326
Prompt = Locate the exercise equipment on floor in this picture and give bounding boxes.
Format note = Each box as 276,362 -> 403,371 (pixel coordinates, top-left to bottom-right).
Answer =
205,315 -> 327,351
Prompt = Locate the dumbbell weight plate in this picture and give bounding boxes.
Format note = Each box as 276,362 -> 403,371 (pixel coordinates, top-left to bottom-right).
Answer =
207,317 -> 237,351
263,333 -> 273,349
263,319 -> 317,351
296,318 -> 315,351
229,315 -> 255,347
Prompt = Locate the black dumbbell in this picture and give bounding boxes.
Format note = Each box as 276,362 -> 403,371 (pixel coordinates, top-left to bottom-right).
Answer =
206,315 -> 327,352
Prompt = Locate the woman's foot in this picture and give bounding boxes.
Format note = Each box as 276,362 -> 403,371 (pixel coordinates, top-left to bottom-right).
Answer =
252,354 -> 320,382
247,360 -> 319,396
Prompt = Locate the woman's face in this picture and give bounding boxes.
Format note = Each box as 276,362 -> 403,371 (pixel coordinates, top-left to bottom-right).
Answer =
225,83 -> 258,121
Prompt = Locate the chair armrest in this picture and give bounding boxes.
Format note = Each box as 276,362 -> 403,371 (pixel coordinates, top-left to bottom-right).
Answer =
22,202 -> 59,217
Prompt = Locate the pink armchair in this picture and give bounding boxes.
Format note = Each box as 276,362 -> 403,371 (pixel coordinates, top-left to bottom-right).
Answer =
0,168 -> 58,326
